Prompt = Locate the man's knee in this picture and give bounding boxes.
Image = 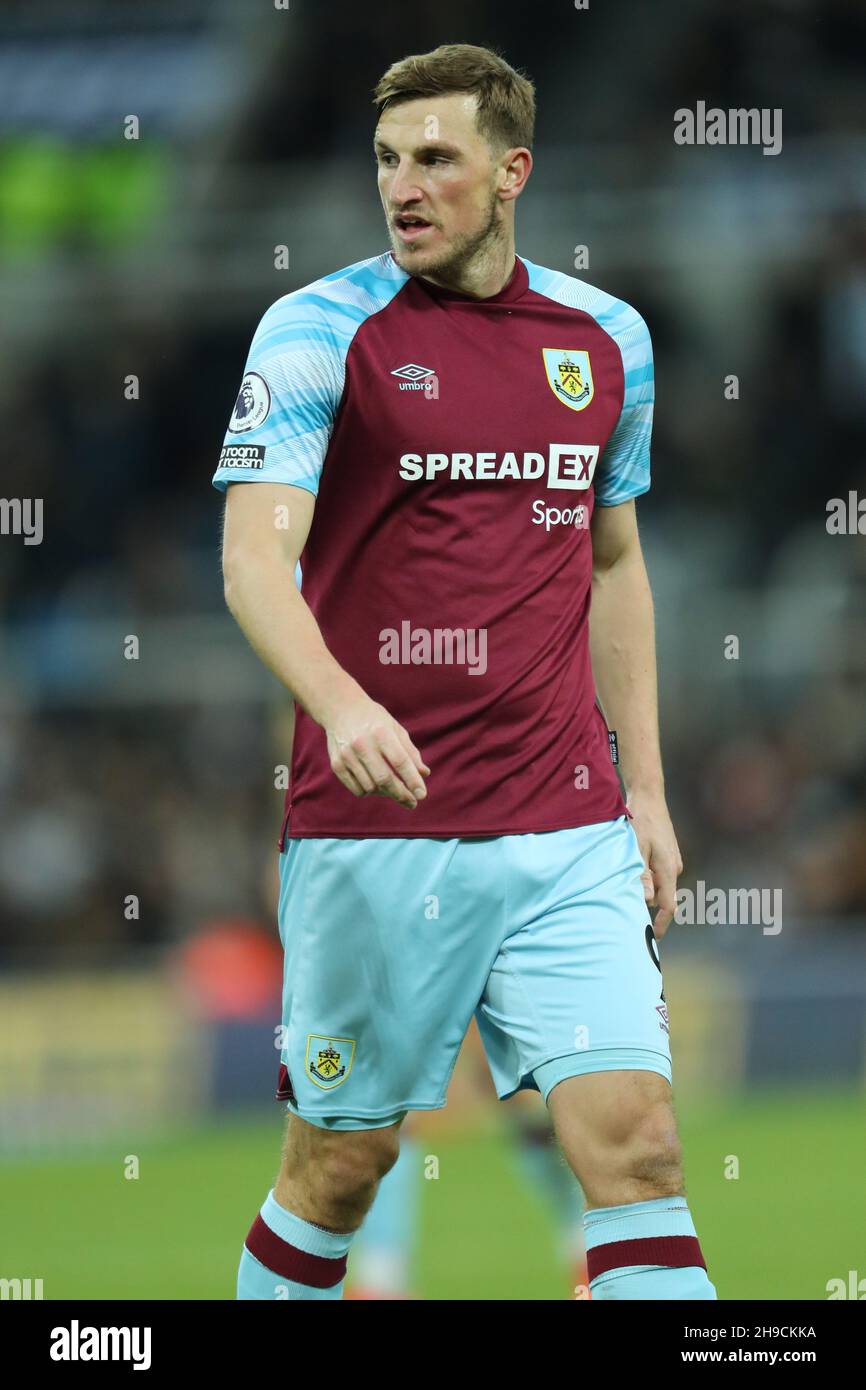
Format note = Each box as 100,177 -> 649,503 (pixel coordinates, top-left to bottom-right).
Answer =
277,1114 -> 401,1218
311,1125 -> 401,1193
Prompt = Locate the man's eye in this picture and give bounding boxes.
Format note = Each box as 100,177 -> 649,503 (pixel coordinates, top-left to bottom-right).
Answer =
376,154 -> 447,167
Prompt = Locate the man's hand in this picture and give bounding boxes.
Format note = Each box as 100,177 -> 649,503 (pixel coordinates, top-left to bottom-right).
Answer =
324,692 -> 430,809
627,790 -> 683,938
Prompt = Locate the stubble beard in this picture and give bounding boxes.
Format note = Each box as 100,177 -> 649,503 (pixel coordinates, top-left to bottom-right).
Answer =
393,187 -> 507,288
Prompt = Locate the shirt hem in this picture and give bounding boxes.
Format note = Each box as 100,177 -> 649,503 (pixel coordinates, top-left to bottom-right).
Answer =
281,803 -> 628,841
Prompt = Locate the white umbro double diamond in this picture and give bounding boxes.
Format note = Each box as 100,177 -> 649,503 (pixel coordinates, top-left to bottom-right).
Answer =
391,363 -> 435,381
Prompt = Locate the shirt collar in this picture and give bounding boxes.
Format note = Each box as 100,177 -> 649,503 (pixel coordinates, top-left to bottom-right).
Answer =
391,252 -> 528,305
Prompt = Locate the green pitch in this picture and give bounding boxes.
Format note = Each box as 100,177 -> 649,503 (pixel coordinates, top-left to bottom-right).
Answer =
1,1088 -> 862,1300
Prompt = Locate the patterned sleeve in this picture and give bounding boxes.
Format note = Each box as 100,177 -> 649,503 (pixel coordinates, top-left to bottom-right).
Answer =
212,290 -> 349,496
594,308 -> 653,506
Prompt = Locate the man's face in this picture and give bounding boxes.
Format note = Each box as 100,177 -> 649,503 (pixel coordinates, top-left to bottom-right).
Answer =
374,93 -> 510,280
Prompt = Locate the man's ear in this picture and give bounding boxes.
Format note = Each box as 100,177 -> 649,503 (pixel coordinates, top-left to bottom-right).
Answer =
499,148 -> 532,201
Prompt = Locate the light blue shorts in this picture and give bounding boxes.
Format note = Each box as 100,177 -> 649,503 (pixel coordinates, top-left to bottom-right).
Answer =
275,815 -> 671,1130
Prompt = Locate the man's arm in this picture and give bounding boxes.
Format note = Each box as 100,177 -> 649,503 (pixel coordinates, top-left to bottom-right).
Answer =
589,499 -> 681,935
221,480 -> 429,809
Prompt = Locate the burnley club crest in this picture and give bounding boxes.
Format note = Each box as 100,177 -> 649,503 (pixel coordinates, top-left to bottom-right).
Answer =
542,348 -> 594,412
306,1034 -> 356,1090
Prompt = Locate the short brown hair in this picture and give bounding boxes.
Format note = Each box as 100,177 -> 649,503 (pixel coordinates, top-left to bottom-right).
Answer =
373,43 -> 535,154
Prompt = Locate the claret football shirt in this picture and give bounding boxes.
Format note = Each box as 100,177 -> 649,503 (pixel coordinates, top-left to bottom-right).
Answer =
213,251 -> 654,841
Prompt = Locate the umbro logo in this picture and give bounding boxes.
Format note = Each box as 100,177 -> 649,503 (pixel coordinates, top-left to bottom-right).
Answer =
391,362 -> 437,393
391,363 -> 435,381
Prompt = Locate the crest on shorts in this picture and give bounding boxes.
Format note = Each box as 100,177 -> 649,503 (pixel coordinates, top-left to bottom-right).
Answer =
542,348 -> 594,412
305,1034 -> 356,1090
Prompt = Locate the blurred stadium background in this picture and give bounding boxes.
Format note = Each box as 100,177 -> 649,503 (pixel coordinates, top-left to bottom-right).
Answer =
1,0 -> 865,1300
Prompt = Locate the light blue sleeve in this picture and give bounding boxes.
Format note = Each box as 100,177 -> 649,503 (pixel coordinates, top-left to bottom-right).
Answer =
212,291 -> 350,497
520,261 -> 654,509
594,309 -> 654,507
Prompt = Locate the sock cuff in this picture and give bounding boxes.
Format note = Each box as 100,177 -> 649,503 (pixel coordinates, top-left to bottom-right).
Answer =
583,1198 -> 707,1284
583,1196 -> 695,1249
260,1190 -> 355,1259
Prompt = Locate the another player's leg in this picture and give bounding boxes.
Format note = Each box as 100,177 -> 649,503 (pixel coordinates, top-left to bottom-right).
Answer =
237,1110 -> 402,1300
546,1069 -> 716,1300
345,1131 -> 421,1299
503,1091 -> 589,1294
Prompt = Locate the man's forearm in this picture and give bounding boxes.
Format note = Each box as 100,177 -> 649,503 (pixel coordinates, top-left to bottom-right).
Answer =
224,553 -> 361,727
589,549 -> 665,798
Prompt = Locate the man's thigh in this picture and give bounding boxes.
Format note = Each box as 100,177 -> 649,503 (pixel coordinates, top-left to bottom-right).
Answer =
276,835 -> 507,1128
476,816 -> 672,1102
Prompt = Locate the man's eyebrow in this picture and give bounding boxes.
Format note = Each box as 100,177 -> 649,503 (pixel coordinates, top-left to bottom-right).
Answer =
373,138 -> 462,158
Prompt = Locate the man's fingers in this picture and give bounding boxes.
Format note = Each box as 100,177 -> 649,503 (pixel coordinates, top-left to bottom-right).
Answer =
389,724 -> 430,786
382,737 -> 428,801
328,735 -> 376,796
630,817 -> 681,940
653,869 -> 678,936
341,747 -> 375,795
354,738 -> 418,807
341,765 -> 366,798
328,715 -> 430,807
403,732 -> 431,779
652,905 -> 673,939
363,755 -> 414,806
362,725 -> 428,806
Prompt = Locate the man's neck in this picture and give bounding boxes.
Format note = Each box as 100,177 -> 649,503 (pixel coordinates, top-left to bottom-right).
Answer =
419,244 -> 517,301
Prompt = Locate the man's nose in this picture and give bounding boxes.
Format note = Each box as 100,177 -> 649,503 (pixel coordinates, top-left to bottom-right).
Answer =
389,161 -> 423,207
